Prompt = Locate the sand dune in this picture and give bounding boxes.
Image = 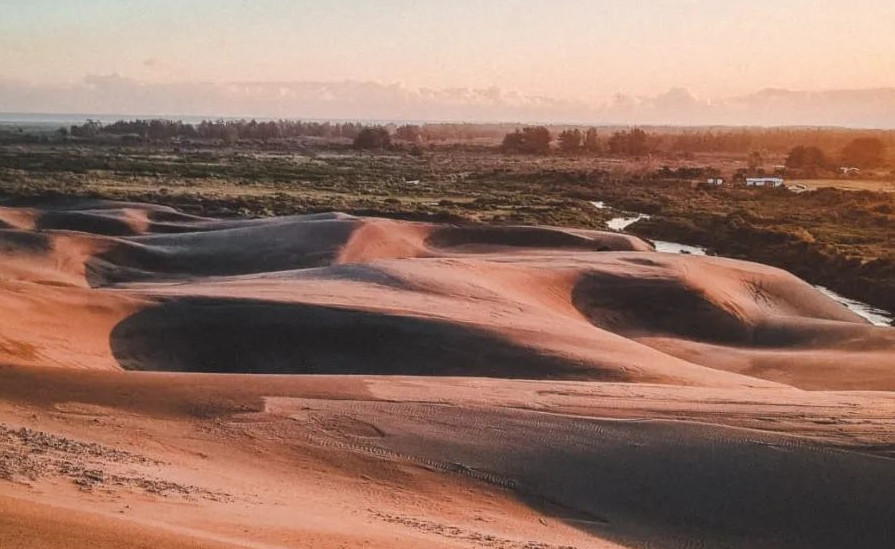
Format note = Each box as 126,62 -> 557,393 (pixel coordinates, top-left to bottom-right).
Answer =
1,197 -> 889,388
1,367 -> 893,549
1,197 -> 893,548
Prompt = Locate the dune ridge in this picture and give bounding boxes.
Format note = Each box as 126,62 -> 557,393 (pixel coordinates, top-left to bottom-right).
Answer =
0,196 -> 891,389
1,196 -> 894,549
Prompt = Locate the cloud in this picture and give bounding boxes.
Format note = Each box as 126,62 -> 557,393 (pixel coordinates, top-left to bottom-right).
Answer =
2,75 -> 895,128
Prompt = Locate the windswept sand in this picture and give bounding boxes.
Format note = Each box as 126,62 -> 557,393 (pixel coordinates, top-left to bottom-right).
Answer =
1,197 -> 893,548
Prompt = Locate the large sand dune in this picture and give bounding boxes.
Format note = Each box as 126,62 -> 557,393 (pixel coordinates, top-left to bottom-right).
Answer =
1,197 -> 893,548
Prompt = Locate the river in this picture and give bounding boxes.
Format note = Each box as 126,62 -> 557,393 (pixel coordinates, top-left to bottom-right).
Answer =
591,201 -> 893,326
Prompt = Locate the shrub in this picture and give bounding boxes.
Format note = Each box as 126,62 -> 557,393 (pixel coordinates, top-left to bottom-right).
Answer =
501,127 -> 551,154
841,137 -> 886,168
353,127 -> 392,150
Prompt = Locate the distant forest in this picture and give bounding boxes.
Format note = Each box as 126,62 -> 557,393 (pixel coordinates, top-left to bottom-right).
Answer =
3,117 -> 892,163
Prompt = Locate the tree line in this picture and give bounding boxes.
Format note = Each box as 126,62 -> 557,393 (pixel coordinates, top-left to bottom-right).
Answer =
67,119 -> 370,142
498,125 -> 895,160
61,118 -> 893,164
501,126 -> 890,167
784,138 -> 888,174
502,126 -> 655,156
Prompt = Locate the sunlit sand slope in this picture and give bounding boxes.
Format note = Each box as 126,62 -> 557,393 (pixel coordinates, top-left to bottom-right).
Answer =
1,197 -> 894,548
0,197 -> 891,389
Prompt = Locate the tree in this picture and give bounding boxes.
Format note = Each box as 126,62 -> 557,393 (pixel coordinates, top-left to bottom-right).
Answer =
558,129 -> 583,153
501,126 -> 552,154
69,119 -> 103,138
747,150 -> 764,171
629,128 -> 650,156
222,125 -> 240,145
583,128 -> 601,153
353,127 -> 392,150
841,137 -> 886,168
608,128 -> 650,156
785,146 -> 829,172
394,124 -> 422,143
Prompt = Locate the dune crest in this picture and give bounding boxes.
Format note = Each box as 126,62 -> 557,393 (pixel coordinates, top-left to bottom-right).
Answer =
0,197 -> 891,388
2,197 -> 894,549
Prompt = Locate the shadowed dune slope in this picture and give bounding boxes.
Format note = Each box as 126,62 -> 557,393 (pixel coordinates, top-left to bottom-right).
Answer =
87,214 -> 364,284
110,297 -> 597,378
0,197 -> 893,389
276,397 -> 895,549
1,367 -> 893,549
425,224 -> 653,252
2,197 -> 895,549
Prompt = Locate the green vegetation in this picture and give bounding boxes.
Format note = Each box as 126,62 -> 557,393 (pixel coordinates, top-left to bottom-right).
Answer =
8,119 -> 894,167
841,137 -> 886,168
596,185 -> 895,312
353,127 -> 392,150
501,126 -> 552,154
0,143 -> 613,228
785,146 -> 828,170
0,129 -> 893,316
608,128 -> 652,157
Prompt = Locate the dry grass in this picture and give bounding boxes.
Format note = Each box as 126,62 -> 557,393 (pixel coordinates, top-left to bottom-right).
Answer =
789,178 -> 895,192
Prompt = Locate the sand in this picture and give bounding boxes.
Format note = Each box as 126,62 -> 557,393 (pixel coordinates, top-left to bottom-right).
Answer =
0,197 -> 893,548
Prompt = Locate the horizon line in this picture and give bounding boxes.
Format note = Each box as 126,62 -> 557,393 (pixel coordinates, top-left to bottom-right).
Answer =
2,111 -> 892,132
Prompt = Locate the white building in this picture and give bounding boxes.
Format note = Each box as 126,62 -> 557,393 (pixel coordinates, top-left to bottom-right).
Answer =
745,177 -> 785,187
706,178 -> 724,186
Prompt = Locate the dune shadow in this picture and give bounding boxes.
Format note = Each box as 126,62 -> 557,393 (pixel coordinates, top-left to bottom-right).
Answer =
86,217 -> 363,286
109,297 -> 590,378
571,271 -> 754,345
512,417 -> 895,549
0,230 -> 53,253
428,225 -> 626,251
36,211 -> 143,236
314,401 -> 895,549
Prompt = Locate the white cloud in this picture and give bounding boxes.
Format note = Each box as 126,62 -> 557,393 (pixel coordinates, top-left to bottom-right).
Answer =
2,76 -> 895,128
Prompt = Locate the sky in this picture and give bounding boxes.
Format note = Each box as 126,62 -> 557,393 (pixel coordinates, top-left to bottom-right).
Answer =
2,0 -> 895,125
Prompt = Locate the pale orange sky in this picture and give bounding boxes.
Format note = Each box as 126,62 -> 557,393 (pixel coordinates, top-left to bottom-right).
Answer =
2,1 -> 894,124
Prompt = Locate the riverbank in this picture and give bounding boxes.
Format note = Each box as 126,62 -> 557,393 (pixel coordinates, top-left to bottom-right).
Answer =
580,182 -> 895,322
629,214 -> 895,324
595,201 -> 893,326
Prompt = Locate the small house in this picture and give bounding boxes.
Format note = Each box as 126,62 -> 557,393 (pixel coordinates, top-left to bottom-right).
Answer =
745,177 -> 784,188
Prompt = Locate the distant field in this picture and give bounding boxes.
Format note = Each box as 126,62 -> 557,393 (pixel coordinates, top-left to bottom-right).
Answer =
790,178 -> 895,192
